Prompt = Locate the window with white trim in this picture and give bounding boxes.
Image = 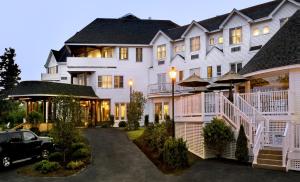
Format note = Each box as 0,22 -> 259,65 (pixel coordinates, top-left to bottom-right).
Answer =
252,28 -> 260,36
207,66 -> 213,78
209,37 -> 215,45
262,26 -> 270,34
119,47 -> 128,60
230,27 -> 242,45
217,65 -> 222,76
218,36 -> 224,44
230,62 -> 243,73
114,76 -> 124,88
157,44 -> 166,60
190,36 -> 200,52
98,75 -> 112,88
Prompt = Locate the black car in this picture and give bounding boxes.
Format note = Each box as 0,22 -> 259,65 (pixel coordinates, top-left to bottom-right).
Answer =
0,130 -> 54,168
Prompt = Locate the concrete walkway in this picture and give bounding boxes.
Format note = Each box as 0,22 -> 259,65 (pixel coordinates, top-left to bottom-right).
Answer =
0,128 -> 300,182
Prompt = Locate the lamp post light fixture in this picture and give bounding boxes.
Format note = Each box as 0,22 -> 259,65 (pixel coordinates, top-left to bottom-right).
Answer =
128,79 -> 133,102
169,67 -> 177,138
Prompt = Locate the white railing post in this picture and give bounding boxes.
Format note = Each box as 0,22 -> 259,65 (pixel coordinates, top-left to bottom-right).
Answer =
201,92 -> 205,116
257,91 -> 261,112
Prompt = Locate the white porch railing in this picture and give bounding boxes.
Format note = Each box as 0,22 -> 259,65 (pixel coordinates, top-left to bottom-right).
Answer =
239,90 -> 291,115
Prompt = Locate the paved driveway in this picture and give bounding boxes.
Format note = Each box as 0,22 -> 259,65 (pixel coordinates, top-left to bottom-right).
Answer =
1,128 -> 300,182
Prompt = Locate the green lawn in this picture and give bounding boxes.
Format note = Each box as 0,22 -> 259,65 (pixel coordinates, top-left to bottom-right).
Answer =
126,128 -> 145,140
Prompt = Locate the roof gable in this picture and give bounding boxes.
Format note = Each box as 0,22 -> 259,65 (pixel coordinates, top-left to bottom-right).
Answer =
150,30 -> 172,45
181,21 -> 208,38
240,10 -> 300,75
219,9 -> 252,29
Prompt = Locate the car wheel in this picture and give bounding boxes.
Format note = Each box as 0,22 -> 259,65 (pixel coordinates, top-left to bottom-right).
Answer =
41,149 -> 49,159
2,156 -> 11,168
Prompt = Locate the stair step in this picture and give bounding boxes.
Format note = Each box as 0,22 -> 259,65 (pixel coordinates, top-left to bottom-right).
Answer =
257,158 -> 282,166
253,163 -> 286,171
259,149 -> 282,155
258,154 -> 282,160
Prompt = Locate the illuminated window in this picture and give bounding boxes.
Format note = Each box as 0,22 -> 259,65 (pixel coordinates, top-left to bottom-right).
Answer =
136,48 -> 143,62
262,26 -> 270,34
179,71 -> 184,81
155,103 -> 163,120
253,28 -> 260,36
98,75 -> 112,88
78,73 -> 86,86
102,47 -> 113,58
207,66 -> 213,78
163,103 -> 169,118
190,36 -> 200,52
120,103 -> 126,120
230,27 -> 242,45
115,103 -> 120,120
209,37 -> 215,45
218,36 -> 224,44
87,49 -> 101,58
157,44 -> 166,60
114,76 -> 124,88
119,47 -> 128,60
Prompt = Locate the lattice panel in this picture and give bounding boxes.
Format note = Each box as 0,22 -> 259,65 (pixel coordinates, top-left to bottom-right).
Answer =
290,160 -> 300,171
175,123 -> 185,139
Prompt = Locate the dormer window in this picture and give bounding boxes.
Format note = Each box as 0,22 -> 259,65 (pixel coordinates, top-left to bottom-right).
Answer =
190,36 -> 200,52
157,44 -> 166,61
230,27 -> 242,45
209,37 -> 215,45
252,28 -> 260,36
262,26 -> 270,34
47,66 -> 58,74
218,36 -> 224,44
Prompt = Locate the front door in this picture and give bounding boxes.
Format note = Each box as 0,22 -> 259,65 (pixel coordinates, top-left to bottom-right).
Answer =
100,100 -> 110,122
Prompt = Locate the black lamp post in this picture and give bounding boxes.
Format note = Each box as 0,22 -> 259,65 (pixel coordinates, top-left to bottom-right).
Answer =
169,67 -> 177,138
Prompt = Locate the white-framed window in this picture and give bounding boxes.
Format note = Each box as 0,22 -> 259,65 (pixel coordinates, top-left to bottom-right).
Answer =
209,37 -> 215,45
157,44 -> 166,60
98,75 -> 112,88
190,36 -> 200,52
262,26 -> 270,34
102,47 -> 113,58
136,48 -> 143,62
230,62 -> 243,73
218,36 -> 224,44
217,65 -> 222,76
230,27 -> 242,45
190,68 -> 200,77
119,47 -> 128,60
114,76 -> 124,88
47,66 -> 58,74
77,73 -> 86,86
115,103 -> 127,120
179,70 -> 184,81
207,66 -> 213,78
252,28 -> 260,36
174,44 -> 185,53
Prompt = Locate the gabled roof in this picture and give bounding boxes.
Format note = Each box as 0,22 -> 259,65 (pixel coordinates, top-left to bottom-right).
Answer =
240,10 -> 300,75
45,46 -> 71,66
150,30 -> 172,45
65,15 -> 178,45
9,81 -> 99,99
181,21 -> 209,38
219,9 -> 253,29
164,0 -> 297,40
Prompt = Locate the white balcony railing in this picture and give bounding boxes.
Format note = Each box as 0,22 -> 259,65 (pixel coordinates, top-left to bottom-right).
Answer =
67,57 -> 116,68
41,73 -> 60,81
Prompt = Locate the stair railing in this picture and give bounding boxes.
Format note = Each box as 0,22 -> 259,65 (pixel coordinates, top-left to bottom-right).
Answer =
252,123 -> 264,164
282,121 -> 291,170
219,93 -> 253,141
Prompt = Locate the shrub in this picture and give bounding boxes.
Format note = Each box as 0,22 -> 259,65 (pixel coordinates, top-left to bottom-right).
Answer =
71,142 -> 86,152
203,118 -> 234,157
71,148 -> 90,160
154,114 -> 159,124
34,160 -> 60,174
49,152 -> 64,162
127,91 -> 146,130
163,138 -> 188,169
235,125 -> 249,162
165,115 -> 173,137
144,115 -> 149,127
118,121 -> 127,128
66,160 -> 85,170
27,111 -> 43,124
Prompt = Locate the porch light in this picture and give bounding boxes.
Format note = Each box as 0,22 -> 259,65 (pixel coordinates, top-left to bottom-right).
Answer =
169,67 -> 177,80
169,66 -> 176,138
128,79 -> 133,86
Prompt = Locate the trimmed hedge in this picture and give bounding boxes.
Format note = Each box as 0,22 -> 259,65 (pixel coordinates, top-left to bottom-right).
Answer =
163,138 -> 188,169
48,152 -> 63,162
235,125 -> 249,162
118,121 -> 127,128
71,148 -> 90,160
34,160 -> 60,174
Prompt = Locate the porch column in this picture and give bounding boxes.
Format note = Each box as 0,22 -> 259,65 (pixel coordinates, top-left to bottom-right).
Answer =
43,100 -> 46,123
45,101 -> 49,123
84,72 -> 87,86
245,81 -> 251,93
71,74 -> 74,84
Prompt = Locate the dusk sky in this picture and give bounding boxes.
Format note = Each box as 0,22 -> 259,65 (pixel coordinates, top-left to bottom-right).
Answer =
0,0 -> 270,81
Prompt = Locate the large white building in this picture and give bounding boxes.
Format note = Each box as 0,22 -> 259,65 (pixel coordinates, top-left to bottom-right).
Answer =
39,0 -> 300,171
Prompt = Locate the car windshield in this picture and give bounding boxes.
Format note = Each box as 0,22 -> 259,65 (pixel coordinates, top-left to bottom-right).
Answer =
23,132 -> 37,141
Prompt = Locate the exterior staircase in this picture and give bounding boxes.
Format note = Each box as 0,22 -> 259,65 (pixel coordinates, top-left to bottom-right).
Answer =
253,147 -> 286,171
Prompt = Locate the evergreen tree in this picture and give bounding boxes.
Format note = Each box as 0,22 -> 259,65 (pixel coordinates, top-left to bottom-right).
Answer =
235,125 -> 249,162
0,48 -> 21,99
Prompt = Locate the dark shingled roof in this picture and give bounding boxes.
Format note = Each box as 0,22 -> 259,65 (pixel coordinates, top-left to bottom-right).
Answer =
164,0 -> 292,40
9,81 -> 98,99
51,46 -> 71,63
240,10 -> 300,75
65,15 -> 179,44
